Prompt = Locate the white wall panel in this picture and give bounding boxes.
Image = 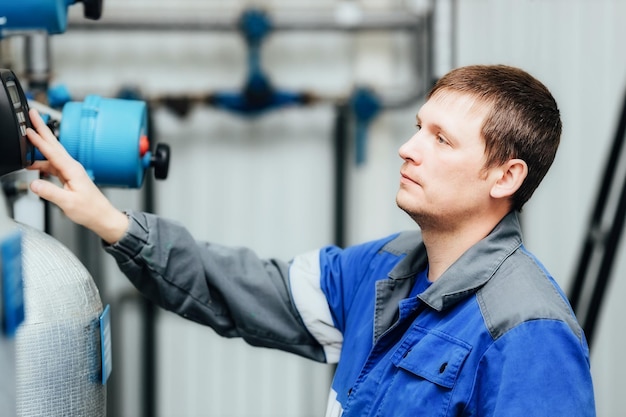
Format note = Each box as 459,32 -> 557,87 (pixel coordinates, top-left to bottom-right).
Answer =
150,104 -> 337,415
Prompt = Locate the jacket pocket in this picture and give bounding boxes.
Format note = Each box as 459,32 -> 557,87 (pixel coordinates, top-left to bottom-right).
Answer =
393,330 -> 471,389
373,330 -> 471,417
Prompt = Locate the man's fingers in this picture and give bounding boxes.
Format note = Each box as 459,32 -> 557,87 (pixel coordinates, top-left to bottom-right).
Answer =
26,109 -> 88,181
26,109 -> 73,166
27,160 -> 57,176
30,179 -> 68,209
28,109 -> 57,142
25,126 -> 62,161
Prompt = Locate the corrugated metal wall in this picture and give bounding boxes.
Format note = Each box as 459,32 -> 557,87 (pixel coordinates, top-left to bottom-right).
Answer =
7,0 -> 626,415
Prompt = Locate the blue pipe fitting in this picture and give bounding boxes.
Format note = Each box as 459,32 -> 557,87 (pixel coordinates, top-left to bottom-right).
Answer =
0,0 -> 74,37
34,95 -> 151,188
0,0 -> 102,38
209,88 -> 308,116
208,7 -> 309,116
46,84 -> 73,109
238,8 -> 273,46
350,87 -> 382,165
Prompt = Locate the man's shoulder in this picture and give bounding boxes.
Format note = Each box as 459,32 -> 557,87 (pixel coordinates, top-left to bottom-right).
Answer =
476,247 -> 582,342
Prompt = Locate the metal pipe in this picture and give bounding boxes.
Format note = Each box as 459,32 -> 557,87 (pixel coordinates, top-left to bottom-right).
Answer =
583,167 -> 626,349
24,33 -> 51,94
569,89 -> 626,315
381,10 -> 434,110
67,10 -> 425,33
67,5 -> 433,113
27,99 -> 63,121
333,102 -> 350,248
140,104 -> 159,417
23,33 -> 54,236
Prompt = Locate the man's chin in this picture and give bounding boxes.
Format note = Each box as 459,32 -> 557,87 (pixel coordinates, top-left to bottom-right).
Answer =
396,199 -> 418,220
396,193 -> 418,214
396,200 -> 437,229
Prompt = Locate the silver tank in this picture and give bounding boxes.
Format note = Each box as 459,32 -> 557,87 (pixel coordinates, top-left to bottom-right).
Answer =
0,196 -> 19,416
15,224 -> 106,416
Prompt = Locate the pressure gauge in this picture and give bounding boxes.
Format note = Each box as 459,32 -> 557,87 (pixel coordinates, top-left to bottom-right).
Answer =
0,69 -> 34,177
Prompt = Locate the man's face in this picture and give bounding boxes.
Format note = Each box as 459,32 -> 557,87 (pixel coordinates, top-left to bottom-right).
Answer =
396,91 -> 498,231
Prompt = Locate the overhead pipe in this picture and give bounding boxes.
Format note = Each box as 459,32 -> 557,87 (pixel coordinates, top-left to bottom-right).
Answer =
125,7 -> 431,160
66,7 -> 433,116
65,6 -> 433,165
67,9 -> 423,33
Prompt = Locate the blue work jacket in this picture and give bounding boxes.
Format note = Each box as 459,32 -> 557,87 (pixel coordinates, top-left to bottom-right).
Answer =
107,210 -> 595,417
311,211 -> 595,416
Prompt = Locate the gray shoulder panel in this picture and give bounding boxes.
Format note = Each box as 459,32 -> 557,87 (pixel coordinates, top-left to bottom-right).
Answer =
477,249 -> 582,342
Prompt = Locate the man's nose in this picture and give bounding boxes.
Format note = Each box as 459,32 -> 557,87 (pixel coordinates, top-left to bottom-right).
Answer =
398,132 -> 423,164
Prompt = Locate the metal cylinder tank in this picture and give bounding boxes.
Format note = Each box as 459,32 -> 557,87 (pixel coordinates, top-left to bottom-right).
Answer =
0,193 -> 22,415
15,224 -> 106,416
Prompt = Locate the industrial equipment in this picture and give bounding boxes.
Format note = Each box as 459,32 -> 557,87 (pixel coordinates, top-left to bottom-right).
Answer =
1,3 -> 112,415
0,0 -> 102,38
0,186 -> 24,415
0,69 -> 34,179
0,69 -> 170,188
15,222 -> 109,416
0,71 -> 112,415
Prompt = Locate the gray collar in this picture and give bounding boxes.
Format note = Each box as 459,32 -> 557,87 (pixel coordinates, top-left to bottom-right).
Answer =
387,211 -> 523,312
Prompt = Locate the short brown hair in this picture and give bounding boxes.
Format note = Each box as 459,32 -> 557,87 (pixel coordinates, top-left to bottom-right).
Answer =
428,64 -> 561,211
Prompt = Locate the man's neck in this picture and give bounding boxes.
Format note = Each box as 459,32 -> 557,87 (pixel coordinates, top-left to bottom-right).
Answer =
421,211 -> 509,281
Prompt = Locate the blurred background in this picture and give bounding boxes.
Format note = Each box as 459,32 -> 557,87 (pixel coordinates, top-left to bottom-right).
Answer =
2,0 -> 626,416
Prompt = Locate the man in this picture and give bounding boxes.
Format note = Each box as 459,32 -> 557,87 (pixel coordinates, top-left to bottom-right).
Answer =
26,64 -> 595,416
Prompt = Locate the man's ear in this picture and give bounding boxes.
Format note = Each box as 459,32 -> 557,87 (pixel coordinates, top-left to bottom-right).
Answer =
490,159 -> 528,199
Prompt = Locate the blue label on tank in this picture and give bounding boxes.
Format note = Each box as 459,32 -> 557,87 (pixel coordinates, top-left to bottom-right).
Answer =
100,304 -> 112,384
0,230 -> 24,338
